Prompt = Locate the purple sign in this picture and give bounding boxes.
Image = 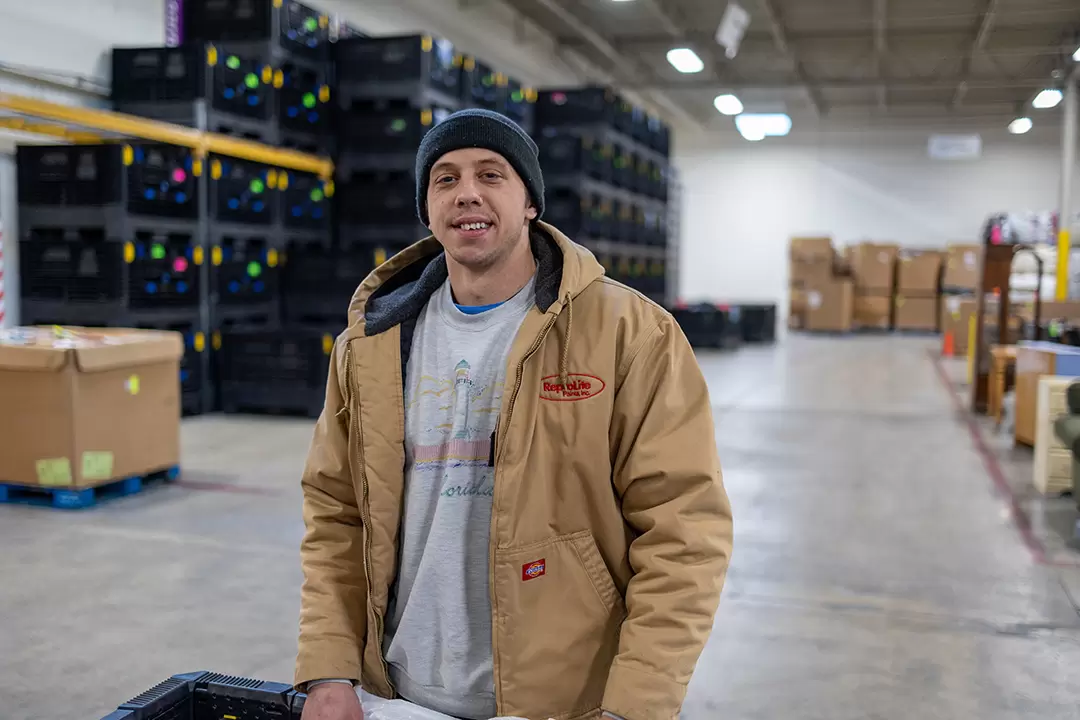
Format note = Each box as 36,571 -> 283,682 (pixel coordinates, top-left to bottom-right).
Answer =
165,0 -> 184,47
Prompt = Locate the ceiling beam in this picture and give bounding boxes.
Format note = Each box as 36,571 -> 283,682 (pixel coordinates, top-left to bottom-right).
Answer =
874,0 -> 887,110
755,0 -> 825,116
951,0 -> 1001,108
561,23 -> 1071,49
530,0 -> 703,129
622,74 -> 1052,91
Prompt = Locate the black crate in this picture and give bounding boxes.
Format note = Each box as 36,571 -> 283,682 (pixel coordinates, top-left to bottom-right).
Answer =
337,170 -> 415,228
611,142 -> 635,189
127,316 -> 209,415
460,58 -> 500,110
281,171 -> 330,230
613,200 -> 635,243
645,113 -> 671,156
543,187 -> 614,240
17,143 -> 199,218
335,34 -> 462,107
214,236 -> 281,305
282,241 -> 404,324
184,0 -> 331,60
503,79 -> 536,133
111,44 -> 274,122
209,155 -> 278,225
640,205 -> 666,246
338,100 -> 451,155
278,60 -> 330,136
535,87 -> 620,128
537,129 -> 614,183
738,303 -> 778,343
672,304 -> 741,349
219,327 -> 333,417
19,229 -> 201,310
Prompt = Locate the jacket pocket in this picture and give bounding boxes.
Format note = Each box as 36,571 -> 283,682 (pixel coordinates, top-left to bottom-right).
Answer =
494,530 -> 625,719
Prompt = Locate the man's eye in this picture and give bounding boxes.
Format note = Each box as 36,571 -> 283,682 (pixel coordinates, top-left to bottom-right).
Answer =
436,176 -> 454,184
482,172 -> 501,180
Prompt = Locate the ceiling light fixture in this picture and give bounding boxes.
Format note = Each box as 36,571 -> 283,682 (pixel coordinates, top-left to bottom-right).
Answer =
1032,89 -> 1063,109
1008,117 -> 1033,135
713,94 -> 744,115
666,48 -> 704,74
735,113 -> 792,141
1073,45 -> 1080,62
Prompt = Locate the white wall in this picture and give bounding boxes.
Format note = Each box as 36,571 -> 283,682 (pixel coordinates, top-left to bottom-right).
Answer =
675,127 -> 1080,305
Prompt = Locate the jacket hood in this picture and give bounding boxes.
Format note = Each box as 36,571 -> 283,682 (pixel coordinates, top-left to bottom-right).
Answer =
345,221 -> 606,338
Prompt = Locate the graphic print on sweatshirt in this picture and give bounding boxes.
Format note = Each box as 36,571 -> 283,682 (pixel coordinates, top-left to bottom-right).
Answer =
408,360 -> 504,499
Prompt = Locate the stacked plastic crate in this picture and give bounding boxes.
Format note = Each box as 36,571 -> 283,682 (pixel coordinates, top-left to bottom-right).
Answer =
533,87 -> 672,306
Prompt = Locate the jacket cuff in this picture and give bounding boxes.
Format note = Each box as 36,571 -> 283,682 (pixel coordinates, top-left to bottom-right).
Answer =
602,662 -> 688,720
294,640 -> 363,692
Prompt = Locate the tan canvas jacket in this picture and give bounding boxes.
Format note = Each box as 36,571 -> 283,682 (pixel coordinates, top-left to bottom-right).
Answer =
296,222 -> 733,720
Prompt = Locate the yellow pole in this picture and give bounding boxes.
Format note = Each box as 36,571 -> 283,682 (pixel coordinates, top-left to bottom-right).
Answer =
1057,229 -> 1072,301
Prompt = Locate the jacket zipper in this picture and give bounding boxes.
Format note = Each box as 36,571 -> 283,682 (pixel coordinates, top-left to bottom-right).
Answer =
343,342 -> 393,693
489,310 -> 560,710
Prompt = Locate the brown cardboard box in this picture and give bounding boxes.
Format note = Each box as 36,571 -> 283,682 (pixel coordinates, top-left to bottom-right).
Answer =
805,279 -> 854,332
790,237 -> 834,262
894,295 -> 939,331
0,326 -> 183,488
942,244 -> 981,290
854,294 -> 892,329
851,243 -> 899,292
790,258 -> 835,288
897,250 -> 943,294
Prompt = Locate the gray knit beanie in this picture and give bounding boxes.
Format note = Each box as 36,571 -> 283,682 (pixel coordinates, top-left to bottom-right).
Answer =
415,108 -> 545,226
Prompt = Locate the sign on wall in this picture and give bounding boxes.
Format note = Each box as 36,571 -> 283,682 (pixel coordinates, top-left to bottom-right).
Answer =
165,0 -> 184,47
927,134 -> 983,160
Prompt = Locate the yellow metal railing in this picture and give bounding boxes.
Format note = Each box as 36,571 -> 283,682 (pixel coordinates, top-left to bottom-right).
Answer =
0,92 -> 333,178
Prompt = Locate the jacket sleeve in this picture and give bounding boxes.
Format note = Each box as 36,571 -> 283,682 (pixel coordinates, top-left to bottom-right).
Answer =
295,338 -> 368,691
601,314 -> 734,720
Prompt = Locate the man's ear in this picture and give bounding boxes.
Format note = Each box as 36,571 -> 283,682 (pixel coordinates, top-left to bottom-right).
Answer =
525,204 -> 538,221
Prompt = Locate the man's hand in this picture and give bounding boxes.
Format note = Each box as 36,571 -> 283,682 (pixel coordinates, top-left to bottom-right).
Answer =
301,682 -> 363,720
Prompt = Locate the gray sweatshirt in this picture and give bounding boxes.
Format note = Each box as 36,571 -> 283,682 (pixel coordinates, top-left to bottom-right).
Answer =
382,274 -> 535,719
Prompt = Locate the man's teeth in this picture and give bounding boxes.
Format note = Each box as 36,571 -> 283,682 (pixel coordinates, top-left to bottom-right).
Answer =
458,222 -> 490,231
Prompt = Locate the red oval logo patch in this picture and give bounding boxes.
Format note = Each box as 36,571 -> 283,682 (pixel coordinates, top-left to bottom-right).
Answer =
540,373 -> 605,402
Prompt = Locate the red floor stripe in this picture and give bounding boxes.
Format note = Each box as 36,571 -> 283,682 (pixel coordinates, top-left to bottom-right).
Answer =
926,349 -> 1056,566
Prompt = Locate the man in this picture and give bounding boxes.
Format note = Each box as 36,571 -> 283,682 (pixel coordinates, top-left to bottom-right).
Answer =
296,108 -> 733,720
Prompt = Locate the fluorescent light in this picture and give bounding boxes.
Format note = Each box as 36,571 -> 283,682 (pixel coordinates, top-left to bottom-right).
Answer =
1074,45 -> 1080,62
666,48 -> 704,74
713,94 -> 744,116
1032,89 -> 1063,109
735,113 -> 792,139
1008,117 -> 1033,135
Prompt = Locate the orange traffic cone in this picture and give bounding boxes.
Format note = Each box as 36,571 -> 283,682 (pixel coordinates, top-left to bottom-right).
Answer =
943,331 -> 955,357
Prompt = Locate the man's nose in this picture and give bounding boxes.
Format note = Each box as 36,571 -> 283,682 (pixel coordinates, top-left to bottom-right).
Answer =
454,176 -> 483,205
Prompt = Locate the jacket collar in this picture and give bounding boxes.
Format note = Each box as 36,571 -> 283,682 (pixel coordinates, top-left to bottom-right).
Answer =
346,221 -> 604,338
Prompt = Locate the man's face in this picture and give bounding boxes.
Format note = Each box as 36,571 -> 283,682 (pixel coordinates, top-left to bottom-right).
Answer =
426,147 -> 538,270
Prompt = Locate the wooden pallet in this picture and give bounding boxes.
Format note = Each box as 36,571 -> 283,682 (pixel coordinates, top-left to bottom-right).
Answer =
0,465 -> 181,509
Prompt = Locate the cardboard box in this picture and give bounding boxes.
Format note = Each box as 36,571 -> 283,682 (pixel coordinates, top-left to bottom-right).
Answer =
894,295 -> 939,331
790,258 -> 835,288
940,295 -> 976,353
851,243 -> 899,292
805,279 -> 854,332
897,250 -> 943,294
790,237 -> 834,262
942,244 -> 981,291
854,294 -> 892,329
0,326 -> 183,488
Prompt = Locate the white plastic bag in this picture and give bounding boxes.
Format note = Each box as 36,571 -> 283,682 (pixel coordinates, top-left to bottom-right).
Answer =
358,688 -> 530,720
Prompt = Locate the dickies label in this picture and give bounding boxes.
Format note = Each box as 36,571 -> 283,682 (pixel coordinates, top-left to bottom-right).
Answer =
522,558 -> 546,581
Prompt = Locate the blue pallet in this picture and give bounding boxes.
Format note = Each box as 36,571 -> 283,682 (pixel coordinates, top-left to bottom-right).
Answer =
0,465 -> 181,510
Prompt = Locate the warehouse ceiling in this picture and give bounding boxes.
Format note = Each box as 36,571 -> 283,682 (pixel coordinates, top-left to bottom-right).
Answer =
500,0 -> 1080,133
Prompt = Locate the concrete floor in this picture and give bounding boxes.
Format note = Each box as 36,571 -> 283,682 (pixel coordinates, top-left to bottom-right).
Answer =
3,335 -> 1080,719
